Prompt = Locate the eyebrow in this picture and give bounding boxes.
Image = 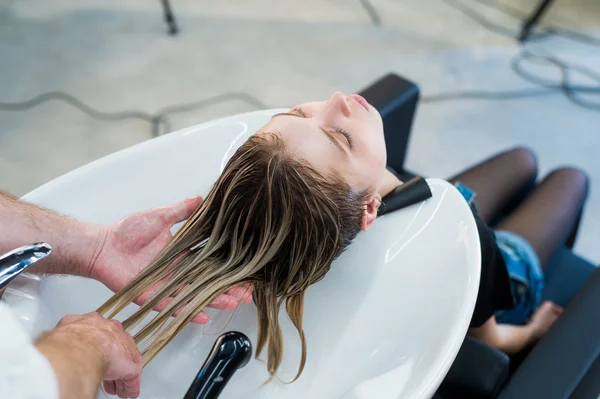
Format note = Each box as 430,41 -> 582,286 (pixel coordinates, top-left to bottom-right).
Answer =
271,112 -> 348,156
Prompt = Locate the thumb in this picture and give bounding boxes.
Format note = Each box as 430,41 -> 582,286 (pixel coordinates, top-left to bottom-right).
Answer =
162,196 -> 203,225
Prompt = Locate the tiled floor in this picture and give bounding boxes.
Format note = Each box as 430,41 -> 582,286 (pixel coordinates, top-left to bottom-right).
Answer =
1,0 -> 599,263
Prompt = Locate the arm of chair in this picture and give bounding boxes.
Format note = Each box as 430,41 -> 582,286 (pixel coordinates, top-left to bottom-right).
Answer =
437,336 -> 510,399
499,266 -> 600,399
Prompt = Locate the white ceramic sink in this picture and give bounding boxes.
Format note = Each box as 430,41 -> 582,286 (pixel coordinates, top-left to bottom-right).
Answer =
16,110 -> 481,399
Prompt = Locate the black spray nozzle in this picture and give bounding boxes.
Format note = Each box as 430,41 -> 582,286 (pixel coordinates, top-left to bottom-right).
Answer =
379,176 -> 432,216
183,331 -> 252,399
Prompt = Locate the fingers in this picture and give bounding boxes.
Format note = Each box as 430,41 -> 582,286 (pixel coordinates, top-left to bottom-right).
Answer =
134,282 -> 253,327
151,296 -> 211,324
552,303 -> 564,315
106,377 -> 141,399
166,285 -> 254,312
104,380 -> 117,395
541,301 -> 563,314
155,294 -> 240,324
123,376 -> 142,398
207,294 -> 240,310
136,285 -> 247,324
226,285 -> 254,304
116,379 -> 126,398
132,274 -> 175,308
162,196 -> 203,225
538,301 -> 555,313
191,311 -> 211,324
536,301 -> 563,322
540,300 -> 553,308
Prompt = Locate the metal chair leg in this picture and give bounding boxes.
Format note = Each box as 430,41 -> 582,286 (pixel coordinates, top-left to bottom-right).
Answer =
519,0 -> 555,42
161,0 -> 179,36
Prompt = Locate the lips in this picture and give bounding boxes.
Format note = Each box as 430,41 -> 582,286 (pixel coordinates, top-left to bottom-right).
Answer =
349,94 -> 370,111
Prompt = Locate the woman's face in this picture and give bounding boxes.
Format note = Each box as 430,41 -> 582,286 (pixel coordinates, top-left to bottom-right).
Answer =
257,92 -> 387,194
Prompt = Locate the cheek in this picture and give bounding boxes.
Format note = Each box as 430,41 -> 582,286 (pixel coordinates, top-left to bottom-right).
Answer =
356,122 -> 386,161
361,131 -> 387,169
353,147 -> 386,190
362,137 -> 387,183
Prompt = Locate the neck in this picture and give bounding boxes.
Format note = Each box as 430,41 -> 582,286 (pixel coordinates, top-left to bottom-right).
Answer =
378,169 -> 404,198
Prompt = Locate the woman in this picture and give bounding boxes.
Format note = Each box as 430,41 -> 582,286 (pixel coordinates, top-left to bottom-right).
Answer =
98,92 -> 588,381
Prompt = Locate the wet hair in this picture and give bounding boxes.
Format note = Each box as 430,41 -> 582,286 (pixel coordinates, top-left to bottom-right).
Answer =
97,133 -> 368,381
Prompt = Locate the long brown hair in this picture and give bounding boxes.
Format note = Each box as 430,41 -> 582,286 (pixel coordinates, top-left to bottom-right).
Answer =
97,133 -> 367,381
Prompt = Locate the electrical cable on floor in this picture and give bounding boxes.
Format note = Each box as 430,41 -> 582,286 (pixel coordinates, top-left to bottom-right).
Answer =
0,91 -> 269,137
422,87 -> 558,103
1,0 -> 600,133
151,92 -> 269,136
423,50 -> 600,107
0,91 -> 158,126
511,50 -> 600,110
351,0 -> 600,108
434,0 -> 600,110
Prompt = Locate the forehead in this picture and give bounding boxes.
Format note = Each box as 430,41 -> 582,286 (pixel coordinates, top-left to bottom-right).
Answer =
259,114 -> 329,151
257,115 -> 347,178
294,101 -> 324,109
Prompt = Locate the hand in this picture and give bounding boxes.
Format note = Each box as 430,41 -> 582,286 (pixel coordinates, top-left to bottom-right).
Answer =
58,312 -> 142,398
36,312 -> 142,398
529,301 -> 563,339
88,196 -> 253,324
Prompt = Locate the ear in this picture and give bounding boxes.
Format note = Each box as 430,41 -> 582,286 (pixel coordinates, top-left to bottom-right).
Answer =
360,194 -> 382,231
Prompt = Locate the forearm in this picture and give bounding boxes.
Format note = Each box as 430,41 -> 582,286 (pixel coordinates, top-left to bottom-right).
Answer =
469,317 -> 538,355
35,330 -> 107,399
488,324 -> 537,355
0,191 -> 103,277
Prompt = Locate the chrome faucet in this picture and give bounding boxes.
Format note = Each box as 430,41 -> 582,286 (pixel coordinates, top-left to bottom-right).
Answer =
0,243 -> 52,297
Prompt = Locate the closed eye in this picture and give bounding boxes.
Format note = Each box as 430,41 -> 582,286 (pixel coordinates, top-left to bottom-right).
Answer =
291,107 -> 308,117
335,128 -> 354,149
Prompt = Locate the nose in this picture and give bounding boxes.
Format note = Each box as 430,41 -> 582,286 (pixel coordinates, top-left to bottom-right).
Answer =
324,91 -> 351,117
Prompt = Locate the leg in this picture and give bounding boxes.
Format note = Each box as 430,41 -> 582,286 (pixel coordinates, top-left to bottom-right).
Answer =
519,0 -> 555,42
448,147 -> 538,224
496,168 -> 589,269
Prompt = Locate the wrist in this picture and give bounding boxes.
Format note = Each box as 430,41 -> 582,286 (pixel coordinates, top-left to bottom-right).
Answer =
54,219 -> 107,279
77,222 -> 109,280
24,208 -> 108,279
35,327 -> 108,399
524,321 -> 540,340
36,326 -> 109,370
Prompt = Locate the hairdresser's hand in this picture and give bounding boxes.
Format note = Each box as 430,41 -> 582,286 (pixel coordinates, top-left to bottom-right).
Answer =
35,312 -> 142,399
88,196 -> 253,324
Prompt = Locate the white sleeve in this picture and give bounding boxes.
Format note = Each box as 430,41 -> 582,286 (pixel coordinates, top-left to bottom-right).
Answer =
0,302 -> 59,399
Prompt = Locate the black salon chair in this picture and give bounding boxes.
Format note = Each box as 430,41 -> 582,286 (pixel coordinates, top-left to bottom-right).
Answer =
358,73 -> 600,399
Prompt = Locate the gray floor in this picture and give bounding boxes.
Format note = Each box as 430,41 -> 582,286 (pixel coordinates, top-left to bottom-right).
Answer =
1,0 -> 599,263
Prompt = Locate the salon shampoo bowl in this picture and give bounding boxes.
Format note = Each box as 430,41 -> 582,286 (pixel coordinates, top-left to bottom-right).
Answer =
17,110 -> 481,399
